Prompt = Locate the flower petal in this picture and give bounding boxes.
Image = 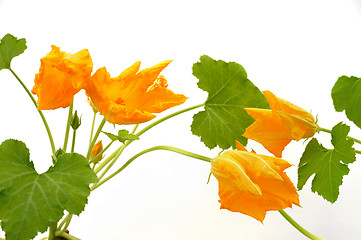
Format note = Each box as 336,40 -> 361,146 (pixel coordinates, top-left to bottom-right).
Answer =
86,61 -> 187,125
212,149 -> 299,222
32,45 -> 93,110
243,91 -> 316,157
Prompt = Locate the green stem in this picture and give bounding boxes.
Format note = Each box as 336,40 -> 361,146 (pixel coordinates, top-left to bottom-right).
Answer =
94,104 -> 203,174
9,68 -> 56,155
61,214 -> 72,233
71,130 -> 76,153
95,124 -> 139,178
48,222 -> 57,240
89,140 -> 115,164
96,144 -> 125,181
58,213 -> 70,231
94,146 -> 121,174
278,210 -> 325,240
318,126 -> 361,145
86,118 -> 107,160
91,145 -> 212,191
88,111 -> 97,151
63,103 -> 74,152
135,103 -> 204,137
55,230 -> 81,240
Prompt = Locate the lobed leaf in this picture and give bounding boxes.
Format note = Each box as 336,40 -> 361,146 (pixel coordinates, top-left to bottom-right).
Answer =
297,123 -> 356,203
102,130 -> 139,143
331,76 -> 361,128
0,139 -> 98,240
0,34 -> 27,70
191,55 -> 270,149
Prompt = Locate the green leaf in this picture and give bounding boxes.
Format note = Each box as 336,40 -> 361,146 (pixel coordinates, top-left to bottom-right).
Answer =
0,139 -> 98,240
117,130 -> 139,142
0,34 -> 27,70
102,130 -> 139,143
331,76 -> 361,128
191,55 -> 270,149
297,123 -> 356,203
102,131 -> 118,141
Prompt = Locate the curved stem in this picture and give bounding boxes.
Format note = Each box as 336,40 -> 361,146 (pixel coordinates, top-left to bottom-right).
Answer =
86,118 -> 106,160
95,124 -> 139,177
278,210 -> 325,240
9,68 -> 56,155
318,126 -> 361,145
63,103 -> 74,152
94,104 -> 204,174
61,214 -> 72,233
91,145 -> 212,191
55,231 -> 81,240
135,103 -> 204,137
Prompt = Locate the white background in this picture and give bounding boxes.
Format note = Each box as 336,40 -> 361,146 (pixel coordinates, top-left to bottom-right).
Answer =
1,0 -> 361,239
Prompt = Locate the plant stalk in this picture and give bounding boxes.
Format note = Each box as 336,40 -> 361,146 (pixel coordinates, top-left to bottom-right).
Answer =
9,68 -> 56,155
63,103 -> 74,152
278,210 -> 325,240
91,145 -> 212,190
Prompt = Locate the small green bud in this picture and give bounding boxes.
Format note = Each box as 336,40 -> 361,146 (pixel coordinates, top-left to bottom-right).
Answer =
52,148 -> 65,163
70,110 -> 81,130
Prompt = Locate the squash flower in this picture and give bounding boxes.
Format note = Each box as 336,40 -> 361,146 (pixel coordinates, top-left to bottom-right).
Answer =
243,91 -> 317,157
32,45 -> 93,110
211,143 -> 299,222
86,60 -> 187,125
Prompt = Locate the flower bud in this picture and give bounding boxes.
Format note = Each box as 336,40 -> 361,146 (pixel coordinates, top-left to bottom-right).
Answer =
70,110 -> 81,130
90,140 -> 103,163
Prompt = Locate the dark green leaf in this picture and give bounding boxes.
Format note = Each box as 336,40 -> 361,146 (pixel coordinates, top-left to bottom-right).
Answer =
297,123 -> 356,203
191,55 -> 270,149
0,34 -> 27,70
331,76 -> 361,128
0,139 -> 98,240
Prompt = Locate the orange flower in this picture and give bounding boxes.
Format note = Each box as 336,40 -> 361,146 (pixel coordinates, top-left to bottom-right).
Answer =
211,144 -> 299,222
90,140 -> 103,163
243,91 -> 317,157
86,61 -> 187,125
32,45 -> 93,110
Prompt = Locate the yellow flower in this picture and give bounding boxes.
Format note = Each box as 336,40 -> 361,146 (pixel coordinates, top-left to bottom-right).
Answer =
86,61 -> 187,125
211,144 -> 299,222
243,91 -> 317,157
31,45 -> 93,110
90,140 -> 103,163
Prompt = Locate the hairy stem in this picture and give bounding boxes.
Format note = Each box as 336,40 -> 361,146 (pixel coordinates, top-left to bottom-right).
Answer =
86,118 -> 106,160
48,222 -> 57,240
71,130 -> 76,153
95,124 -> 139,178
278,210 -> 325,240
91,145 -> 212,191
9,68 -> 56,155
135,103 -> 204,137
55,230 -> 81,240
318,126 -> 361,145
63,103 -> 74,152
88,112 -> 97,152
